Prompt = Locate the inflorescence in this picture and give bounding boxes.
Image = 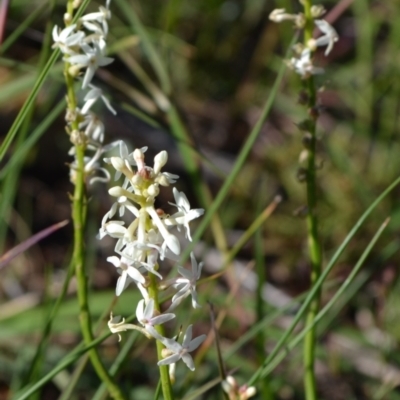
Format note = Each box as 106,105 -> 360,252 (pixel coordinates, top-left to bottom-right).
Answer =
269,5 -> 339,78
53,0 -> 206,373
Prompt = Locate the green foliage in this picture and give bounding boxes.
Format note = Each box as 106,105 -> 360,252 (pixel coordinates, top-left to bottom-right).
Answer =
1,0 -> 400,399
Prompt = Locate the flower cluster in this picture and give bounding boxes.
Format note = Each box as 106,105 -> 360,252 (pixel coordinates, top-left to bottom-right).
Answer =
103,142 -> 206,372
269,5 -> 338,78
222,376 -> 257,400
53,0 -> 118,184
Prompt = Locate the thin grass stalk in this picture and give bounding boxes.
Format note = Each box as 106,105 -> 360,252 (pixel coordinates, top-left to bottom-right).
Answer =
0,0 -> 92,162
0,0 -> 55,255
185,36 -> 296,262
254,188 -> 274,399
301,1 -> 323,398
259,218 -> 390,379
247,174 -> 400,387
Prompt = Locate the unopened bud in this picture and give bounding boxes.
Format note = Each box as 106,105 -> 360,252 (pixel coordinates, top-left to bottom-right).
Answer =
311,5 -> 326,18
269,8 -> 295,23
110,157 -> 125,171
133,148 -> 145,171
154,151 -> 168,174
109,186 -> 125,197
64,13 -> 72,25
157,174 -> 171,187
147,184 -> 159,198
68,64 -> 82,78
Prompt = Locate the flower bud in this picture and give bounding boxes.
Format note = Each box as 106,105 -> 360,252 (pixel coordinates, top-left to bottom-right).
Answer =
68,64 -> 82,78
63,12 -> 72,25
109,186 -> 125,197
154,151 -> 168,174
147,184 -> 159,198
311,5 -> 326,18
156,174 -> 171,187
133,148 -> 145,171
110,157 -> 125,171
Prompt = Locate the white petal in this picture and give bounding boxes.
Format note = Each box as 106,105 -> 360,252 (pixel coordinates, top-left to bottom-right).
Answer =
182,354 -> 195,371
188,334 -> 206,352
126,266 -> 145,284
116,273 -> 128,296
158,353 -> 181,366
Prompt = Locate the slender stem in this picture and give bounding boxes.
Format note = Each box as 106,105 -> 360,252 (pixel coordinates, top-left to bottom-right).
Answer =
302,1 -> 323,399
148,273 -> 175,400
63,2 -> 126,398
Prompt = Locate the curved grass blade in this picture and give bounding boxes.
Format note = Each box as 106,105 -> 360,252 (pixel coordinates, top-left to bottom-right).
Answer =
185,36 -> 297,258
0,0 -> 92,163
0,99 -> 65,180
0,2 -> 46,55
257,217 -> 390,380
114,0 -> 171,95
247,172 -> 400,386
0,220 -> 69,270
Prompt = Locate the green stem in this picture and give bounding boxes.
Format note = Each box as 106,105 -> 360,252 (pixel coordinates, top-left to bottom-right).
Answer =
302,1 -> 322,399
63,2 -> 126,398
72,145 -> 125,400
148,273 -> 175,400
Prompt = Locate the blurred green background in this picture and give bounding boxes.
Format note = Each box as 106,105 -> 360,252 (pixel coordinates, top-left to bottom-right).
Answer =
1,0 -> 400,399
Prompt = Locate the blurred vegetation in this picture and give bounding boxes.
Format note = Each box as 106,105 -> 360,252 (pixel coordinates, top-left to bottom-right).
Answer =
1,0 -> 400,399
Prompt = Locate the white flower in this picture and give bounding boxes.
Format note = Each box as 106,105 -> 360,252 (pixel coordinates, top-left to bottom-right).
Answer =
146,206 -> 181,256
165,187 -> 204,241
79,112 -> 105,143
120,240 -> 162,279
81,84 -> 116,115
136,299 -> 175,338
69,141 -> 118,184
81,0 -> 111,36
168,252 -> 202,311
269,8 -> 305,28
67,42 -> 114,89
107,255 -> 145,296
308,19 -> 338,56
108,313 -> 152,341
104,142 -> 147,181
158,325 -> 206,371
52,24 -> 84,54
222,376 -> 257,400
289,48 -> 324,78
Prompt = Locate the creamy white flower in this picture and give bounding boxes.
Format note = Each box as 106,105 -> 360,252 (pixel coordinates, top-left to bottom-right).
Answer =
81,0 -> 111,36
269,8 -> 305,28
158,325 -> 206,371
309,19 -> 339,56
289,48 -> 324,78
165,187 -> 204,241
136,299 -> 175,337
81,84 -> 116,115
107,255 -> 145,296
168,252 -> 202,311
67,42 -> 114,89
108,313 -> 152,341
78,112 -> 105,143
222,376 -> 257,400
52,24 -> 84,54
146,206 -> 181,256
69,141 -> 118,184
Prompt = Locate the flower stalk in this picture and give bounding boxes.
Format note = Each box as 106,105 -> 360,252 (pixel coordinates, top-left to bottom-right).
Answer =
59,1 -> 126,399
269,2 -> 339,398
301,1 -> 323,399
